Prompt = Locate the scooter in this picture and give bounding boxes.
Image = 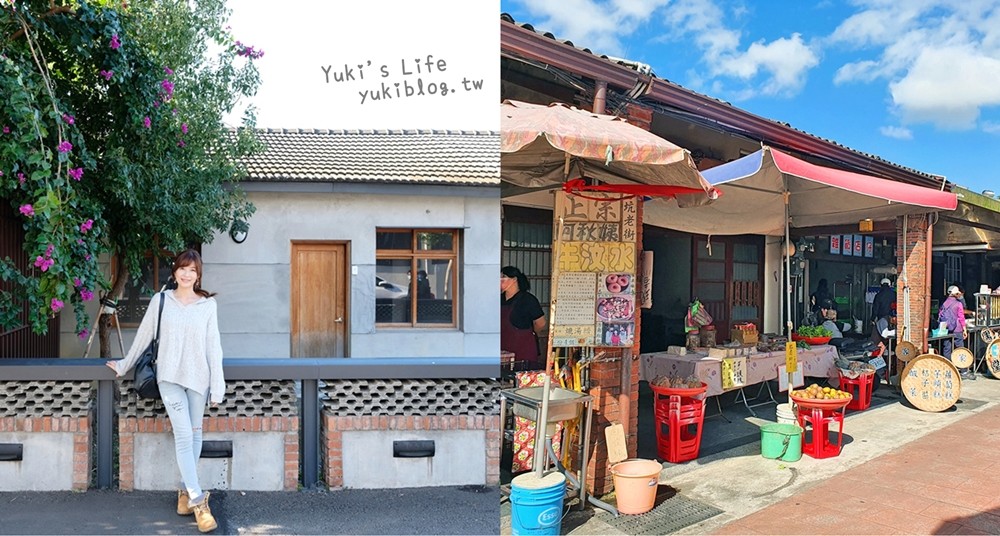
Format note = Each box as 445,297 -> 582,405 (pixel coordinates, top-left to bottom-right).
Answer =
832,338 -> 887,391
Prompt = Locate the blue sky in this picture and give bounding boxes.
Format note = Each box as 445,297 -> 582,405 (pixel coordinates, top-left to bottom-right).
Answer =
501,0 -> 1000,194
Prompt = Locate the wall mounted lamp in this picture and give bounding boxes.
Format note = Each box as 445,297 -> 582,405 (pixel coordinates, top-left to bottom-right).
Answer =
229,220 -> 248,244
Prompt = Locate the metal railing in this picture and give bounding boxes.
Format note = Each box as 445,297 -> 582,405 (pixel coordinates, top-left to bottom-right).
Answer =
0,357 -> 499,489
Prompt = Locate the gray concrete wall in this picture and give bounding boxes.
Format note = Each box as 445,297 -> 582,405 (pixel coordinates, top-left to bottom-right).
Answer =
59,187 -> 500,359
341,429 -> 486,488
132,432 -> 287,491
0,432 -> 75,491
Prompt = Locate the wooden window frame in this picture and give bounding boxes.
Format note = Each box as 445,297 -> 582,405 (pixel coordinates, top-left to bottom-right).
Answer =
113,245 -> 199,327
375,228 -> 460,328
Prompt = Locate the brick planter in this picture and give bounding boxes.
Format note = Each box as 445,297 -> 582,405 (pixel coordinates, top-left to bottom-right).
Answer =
0,380 -> 92,491
321,379 -> 500,489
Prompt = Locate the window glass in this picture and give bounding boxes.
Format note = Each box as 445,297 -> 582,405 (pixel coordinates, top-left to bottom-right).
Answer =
375,230 -> 459,327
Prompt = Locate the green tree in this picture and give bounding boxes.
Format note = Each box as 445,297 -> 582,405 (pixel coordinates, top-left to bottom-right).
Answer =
1,0 -> 261,356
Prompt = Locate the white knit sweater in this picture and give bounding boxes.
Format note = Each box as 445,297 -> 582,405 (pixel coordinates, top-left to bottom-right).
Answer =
113,290 -> 226,404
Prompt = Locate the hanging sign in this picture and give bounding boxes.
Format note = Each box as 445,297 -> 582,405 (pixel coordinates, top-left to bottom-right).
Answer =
842,235 -> 853,257
864,236 -> 874,258
640,251 -> 653,309
553,272 -> 597,325
785,341 -> 799,373
853,234 -> 863,256
830,235 -> 841,254
721,357 -> 747,390
557,242 -> 636,272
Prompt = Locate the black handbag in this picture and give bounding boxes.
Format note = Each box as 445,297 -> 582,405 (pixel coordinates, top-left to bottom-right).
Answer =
133,292 -> 165,399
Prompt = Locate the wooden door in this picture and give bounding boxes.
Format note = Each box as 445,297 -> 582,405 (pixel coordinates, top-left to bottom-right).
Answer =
692,237 -> 764,343
291,242 -> 348,357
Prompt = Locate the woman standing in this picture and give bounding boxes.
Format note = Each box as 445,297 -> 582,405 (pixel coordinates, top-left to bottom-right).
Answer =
500,266 -> 546,371
106,249 -> 225,533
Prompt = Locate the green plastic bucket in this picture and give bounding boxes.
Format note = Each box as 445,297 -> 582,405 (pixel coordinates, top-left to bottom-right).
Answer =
760,423 -> 802,462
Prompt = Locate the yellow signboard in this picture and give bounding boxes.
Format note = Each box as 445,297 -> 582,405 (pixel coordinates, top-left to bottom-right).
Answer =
557,241 -> 637,273
785,341 -> 798,374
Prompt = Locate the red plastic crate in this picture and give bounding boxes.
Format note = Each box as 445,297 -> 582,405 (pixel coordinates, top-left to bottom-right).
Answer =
653,396 -> 705,463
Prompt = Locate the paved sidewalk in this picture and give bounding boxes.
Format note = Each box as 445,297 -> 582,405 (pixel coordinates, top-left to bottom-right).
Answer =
0,485 -> 500,535
501,374 -> 1000,535
713,403 -> 1000,535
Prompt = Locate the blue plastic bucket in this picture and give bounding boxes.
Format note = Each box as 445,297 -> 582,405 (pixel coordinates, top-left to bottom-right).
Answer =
510,472 -> 566,536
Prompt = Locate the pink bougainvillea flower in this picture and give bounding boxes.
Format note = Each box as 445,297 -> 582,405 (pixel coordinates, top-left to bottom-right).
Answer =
143,116 -> 151,128
161,79 -> 175,99
172,108 -> 178,115
58,141 -> 72,153
110,34 -> 121,50
77,239 -> 84,245
153,100 -> 161,108
80,219 -> 94,233
177,139 -> 186,147
45,244 -> 53,257
78,329 -> 88,340
17,172 -> 25,184
181,123 -> 188,134
34,256 -> 53,271
81,289 -> 94,301
68,167 -> 84,181
85,254 -> 92,261
164,66 -> 174,75
2,125 -> 9,134
50,298 -> 64,312
62,114 -> 75,125
99,69 -> 113,81
73,277 -> 82,287
19,204 -> 34,217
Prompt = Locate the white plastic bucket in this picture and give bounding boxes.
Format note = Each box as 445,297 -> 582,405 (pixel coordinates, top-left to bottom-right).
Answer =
776,403 -> 796,425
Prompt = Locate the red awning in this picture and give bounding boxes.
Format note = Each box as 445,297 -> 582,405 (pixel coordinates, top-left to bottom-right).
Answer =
644,146 -> 959,236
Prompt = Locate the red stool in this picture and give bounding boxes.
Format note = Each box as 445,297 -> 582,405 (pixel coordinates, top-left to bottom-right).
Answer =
796,406 -> 845,459
838,372 -> 874,411
651,385 -> 707,463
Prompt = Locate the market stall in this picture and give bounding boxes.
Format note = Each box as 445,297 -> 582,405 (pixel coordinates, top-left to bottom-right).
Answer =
639,345 -> 839,398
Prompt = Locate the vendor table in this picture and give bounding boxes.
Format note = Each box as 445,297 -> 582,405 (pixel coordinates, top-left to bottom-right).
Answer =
639,345 -> 840,400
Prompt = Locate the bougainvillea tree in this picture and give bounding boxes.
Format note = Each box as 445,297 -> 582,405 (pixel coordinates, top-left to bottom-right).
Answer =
1,0 -> 261,356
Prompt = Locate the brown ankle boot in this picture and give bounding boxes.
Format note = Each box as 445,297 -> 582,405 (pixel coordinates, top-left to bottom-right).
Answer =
191,491 -> 217,533
177,490 -> 194,516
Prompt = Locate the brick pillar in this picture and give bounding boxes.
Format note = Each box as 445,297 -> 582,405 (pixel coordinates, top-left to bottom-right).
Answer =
897,214 -> 931,351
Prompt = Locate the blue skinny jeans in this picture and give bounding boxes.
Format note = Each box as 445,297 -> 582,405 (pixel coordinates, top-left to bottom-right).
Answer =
159,381 -> 207,504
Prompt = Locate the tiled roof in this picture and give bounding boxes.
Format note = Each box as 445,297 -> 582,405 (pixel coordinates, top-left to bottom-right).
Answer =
241,129 -> 499,186
500,13 -> 945,186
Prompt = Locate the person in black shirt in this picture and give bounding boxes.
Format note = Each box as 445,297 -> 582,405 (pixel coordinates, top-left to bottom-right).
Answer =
871,278 -> 896,322
501,266 -> 546,371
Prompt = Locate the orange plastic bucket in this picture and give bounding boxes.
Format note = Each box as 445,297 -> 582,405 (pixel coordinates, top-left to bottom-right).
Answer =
610,459 -> 662,514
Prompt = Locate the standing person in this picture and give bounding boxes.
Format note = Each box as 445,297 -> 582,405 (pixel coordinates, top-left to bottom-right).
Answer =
500,266 -> 546,371
871,278 -> 896,325
810,279 -> 832,313
106,249 -> 225,532
939,285 -> 972,380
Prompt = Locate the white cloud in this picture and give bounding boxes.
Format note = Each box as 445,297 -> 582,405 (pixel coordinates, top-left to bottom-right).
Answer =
660,0 -> 819,99
889,46 -> 1000,129
879,125 -> 913,139
983,121 -> 1000,133
505,0 -> 669,56
828,1 -> 1000,130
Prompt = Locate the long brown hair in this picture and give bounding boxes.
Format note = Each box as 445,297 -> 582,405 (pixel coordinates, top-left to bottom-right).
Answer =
172,249 -> 216,298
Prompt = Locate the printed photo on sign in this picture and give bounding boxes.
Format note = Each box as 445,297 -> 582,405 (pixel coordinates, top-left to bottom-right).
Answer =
597,296 -> 635,322
599,322 -> 634,347
600,273 -> 635,296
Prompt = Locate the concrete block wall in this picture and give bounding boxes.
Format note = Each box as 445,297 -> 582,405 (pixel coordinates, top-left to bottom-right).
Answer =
0,416 -> 90,491
118,415 -> 298,491
323,414 -> 501,489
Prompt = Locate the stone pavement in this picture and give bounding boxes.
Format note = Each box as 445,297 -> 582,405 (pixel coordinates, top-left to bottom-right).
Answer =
0,485 -> 501,535
503,371 -> 1000,535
